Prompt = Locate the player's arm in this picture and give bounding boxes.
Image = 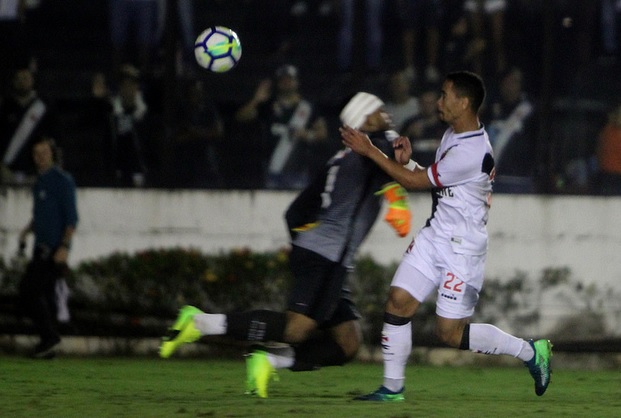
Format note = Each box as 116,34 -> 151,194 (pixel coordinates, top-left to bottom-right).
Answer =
284,169 -> 324,239
294,115 -> 328,144
235,79 -> 271,122
340,125 -> 433,191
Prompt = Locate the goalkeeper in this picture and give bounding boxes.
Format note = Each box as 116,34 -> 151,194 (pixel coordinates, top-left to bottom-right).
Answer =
160,92 -> 413,398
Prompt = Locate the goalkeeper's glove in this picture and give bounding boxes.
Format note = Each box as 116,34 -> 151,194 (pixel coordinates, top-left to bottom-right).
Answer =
375,182 -> 411,237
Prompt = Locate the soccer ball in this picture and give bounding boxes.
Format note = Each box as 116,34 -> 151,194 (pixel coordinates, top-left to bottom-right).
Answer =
194,26 -> 242,73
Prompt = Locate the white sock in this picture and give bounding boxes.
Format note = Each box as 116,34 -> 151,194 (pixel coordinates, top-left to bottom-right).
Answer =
516,341 -> 535,362
266,346 -> 295,369
193,313 -> 227,335
469,323 -> 533,360
382,322 -> 412,392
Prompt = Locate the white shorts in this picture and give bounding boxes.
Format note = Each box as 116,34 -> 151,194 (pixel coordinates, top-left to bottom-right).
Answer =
391,232 -> 485,319
464,0 -> 507,14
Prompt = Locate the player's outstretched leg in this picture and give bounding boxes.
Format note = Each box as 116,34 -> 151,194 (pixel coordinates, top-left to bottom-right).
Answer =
524,339 -> 553,396
245,350 -> 279,398
160,305 -> 203,358
354,386 -> 405,402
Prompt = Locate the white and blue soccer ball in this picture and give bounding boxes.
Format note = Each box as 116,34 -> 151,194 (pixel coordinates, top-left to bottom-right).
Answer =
194,26 -> 242,73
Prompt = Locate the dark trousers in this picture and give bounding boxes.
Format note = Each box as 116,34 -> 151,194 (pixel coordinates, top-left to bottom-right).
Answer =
18,247 -> 63,343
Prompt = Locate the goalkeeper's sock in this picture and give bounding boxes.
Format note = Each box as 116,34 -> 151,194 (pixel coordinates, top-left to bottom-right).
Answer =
266,346 -> 295,369
291,334 -> 349,372
225,310 -> 287,342
194,313 -> 226,335
290,335 -> 347,371
468,323 -> 533,360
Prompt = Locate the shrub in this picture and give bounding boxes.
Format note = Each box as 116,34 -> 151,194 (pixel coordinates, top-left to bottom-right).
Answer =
69,247 -> 294,317
3,247 -> 619,344
68,247 -> 400,344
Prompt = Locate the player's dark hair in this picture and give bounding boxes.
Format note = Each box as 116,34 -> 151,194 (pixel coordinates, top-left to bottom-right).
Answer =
33,136 -> 63,166
445,71 -> 486,113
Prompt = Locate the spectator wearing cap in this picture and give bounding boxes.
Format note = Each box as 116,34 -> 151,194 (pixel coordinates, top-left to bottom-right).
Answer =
235,64 -> 329,189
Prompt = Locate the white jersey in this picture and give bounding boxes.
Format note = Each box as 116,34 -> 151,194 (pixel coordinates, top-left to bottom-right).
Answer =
418,125 -> 495,255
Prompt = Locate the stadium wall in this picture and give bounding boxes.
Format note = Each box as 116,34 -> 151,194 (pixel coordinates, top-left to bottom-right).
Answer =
1,188 -> 620,289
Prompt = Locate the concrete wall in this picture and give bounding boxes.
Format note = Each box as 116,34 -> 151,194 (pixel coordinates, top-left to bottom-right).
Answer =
1,188 -> 620,289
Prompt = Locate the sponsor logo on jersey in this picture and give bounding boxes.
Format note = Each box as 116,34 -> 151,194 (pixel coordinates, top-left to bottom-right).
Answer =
436,187 -> 454,197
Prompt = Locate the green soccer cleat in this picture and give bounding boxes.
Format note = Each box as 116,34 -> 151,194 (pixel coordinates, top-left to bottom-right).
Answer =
159,305 -> 203,358
524,339 -> 553,396
354,386 -> 405,402
245,350 -> 279,398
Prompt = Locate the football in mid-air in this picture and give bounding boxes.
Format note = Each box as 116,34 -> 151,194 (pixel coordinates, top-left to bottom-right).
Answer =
194,26 -> 242,73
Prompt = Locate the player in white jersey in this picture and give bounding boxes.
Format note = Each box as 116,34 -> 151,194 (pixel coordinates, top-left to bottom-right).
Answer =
340,71 -> 552,401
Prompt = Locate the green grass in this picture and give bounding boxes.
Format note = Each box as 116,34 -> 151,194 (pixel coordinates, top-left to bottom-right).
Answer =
1,356 -> 619,418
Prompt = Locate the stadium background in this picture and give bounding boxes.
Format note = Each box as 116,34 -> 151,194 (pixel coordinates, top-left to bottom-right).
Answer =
1,1 -> 621,358
8,0 -> 620,192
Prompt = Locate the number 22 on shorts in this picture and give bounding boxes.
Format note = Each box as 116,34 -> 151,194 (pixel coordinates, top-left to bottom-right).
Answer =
443,272 -> 464,293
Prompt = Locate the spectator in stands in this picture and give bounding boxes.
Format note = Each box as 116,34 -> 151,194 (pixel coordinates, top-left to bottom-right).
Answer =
482,67 -> 536,193
600,0 -> 621,60
109,0 -> 159,76
383,70 -> 420,134
171,79 -> 225,188
595,103 -> 621,195
156,0 -> 196,78
397,0 -> 442,84
249,0 -> 295,60
501,0 -> 544,95
401,86 -> 444,167
0,0 -> 33,94
337,0 -> 385,73
18,136 -> 78,359
0,66 -> 58,185
235,64 -> 328,190
108,64 -> 151,187
77,72 -> 114,186
441,0 -> 482,74
463,0 -> 507,76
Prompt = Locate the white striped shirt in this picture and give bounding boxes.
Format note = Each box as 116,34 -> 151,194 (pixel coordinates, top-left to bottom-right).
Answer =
419,125 -> 495,255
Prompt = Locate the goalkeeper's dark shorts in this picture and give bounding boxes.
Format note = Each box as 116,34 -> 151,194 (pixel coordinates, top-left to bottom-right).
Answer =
287,245 -> 361,328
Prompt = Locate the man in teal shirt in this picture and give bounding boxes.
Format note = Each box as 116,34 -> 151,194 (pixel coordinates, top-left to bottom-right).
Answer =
18,136 -> 78,359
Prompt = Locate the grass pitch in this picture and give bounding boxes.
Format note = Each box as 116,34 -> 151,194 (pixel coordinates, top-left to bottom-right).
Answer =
1,355 -> 619,418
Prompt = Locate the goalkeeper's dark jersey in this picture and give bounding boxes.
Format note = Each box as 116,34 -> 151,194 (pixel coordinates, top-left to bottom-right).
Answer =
285,130 -> 398,268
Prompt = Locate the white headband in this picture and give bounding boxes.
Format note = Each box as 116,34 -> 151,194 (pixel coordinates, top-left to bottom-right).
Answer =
339,92 -> 384,129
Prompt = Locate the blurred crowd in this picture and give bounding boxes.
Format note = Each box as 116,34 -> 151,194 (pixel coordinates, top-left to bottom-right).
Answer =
1,0 -> 621,194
